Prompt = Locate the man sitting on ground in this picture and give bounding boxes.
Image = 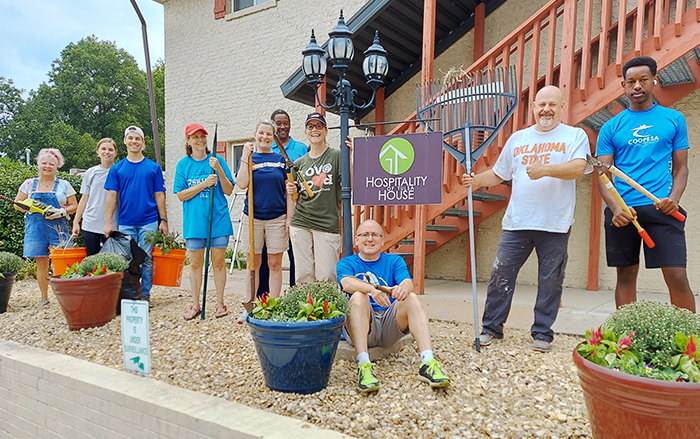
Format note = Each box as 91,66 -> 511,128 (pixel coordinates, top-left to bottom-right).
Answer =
336,220 -> 450,392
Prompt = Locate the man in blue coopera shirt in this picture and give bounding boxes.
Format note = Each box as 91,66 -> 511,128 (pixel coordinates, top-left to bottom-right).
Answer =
336,220 -> 450,393
596,56 -> 695,312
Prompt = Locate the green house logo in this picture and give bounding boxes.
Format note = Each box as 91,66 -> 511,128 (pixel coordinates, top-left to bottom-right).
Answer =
379,138 -> 415,175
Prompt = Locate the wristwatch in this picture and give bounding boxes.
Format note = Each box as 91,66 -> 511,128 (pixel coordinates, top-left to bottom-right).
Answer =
159,218 -> 168,223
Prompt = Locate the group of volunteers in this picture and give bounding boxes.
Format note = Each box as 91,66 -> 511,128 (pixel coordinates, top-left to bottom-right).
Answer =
12,55 -> 694,394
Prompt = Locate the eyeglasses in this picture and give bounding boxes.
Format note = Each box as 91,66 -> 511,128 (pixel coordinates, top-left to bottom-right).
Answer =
306,123 -> 325,130
356,232 -> 383,239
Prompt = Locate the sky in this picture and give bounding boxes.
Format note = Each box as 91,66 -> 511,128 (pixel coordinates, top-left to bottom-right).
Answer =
0,0 -> 164,96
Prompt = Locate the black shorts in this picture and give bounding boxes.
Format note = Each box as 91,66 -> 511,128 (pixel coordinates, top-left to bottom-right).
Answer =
604,205 -> 687,268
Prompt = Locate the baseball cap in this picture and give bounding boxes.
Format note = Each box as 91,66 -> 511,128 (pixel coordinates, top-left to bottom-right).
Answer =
185,123 -> 208,137
305,112 -> 327,127
124,125 -> 145,139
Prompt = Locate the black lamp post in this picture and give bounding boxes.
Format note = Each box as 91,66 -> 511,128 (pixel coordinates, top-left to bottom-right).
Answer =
302,11 -> 389,257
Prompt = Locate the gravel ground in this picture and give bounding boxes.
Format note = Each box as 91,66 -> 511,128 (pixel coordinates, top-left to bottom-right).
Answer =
0,277 -> 591,439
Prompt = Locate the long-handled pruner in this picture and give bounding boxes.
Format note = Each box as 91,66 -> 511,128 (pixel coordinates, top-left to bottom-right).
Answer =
596,169 -> 655,248
586,154 -> 685,222
273,134 -> 314,200
0,194 -> 52,215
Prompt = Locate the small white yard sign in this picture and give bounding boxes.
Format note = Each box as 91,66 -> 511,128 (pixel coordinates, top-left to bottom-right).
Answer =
121,300 -> 151,375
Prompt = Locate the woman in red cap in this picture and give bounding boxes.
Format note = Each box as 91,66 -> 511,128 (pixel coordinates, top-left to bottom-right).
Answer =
173,123 -> 234,320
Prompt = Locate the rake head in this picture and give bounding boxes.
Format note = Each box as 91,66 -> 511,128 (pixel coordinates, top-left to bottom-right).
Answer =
417,66 -> 519,171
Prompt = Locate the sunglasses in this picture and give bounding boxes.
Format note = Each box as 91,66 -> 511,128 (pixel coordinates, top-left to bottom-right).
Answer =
306,123 -> 325,130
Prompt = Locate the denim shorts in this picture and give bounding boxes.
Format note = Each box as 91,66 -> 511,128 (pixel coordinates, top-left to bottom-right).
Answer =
186,235 -> 230,251
23,216 -> 70,258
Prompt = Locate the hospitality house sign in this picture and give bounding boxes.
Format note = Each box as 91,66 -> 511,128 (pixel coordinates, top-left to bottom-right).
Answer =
353,132 -> 443,206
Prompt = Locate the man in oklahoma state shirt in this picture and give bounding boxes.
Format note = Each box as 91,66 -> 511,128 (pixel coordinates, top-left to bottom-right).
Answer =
462,85 -> 591,352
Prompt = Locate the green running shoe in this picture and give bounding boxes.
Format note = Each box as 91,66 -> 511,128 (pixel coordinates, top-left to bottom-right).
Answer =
418,359 -> 450,388
357,361 -> 379,392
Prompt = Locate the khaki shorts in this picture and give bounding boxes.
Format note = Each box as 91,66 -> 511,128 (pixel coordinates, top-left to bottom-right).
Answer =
240,214 -> 289,254
344,300 -> 409,348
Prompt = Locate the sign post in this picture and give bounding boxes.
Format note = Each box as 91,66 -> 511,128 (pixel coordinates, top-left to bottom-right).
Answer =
121,299 -> 151,375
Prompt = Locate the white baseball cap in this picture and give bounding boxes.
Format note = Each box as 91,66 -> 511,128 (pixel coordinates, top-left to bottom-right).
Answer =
124,125 -> 145,139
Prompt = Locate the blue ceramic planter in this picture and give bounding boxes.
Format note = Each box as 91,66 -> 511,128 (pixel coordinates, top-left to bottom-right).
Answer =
247,315 -> 346,394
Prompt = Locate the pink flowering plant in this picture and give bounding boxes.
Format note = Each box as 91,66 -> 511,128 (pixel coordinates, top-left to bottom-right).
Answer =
578,301 -> 700,382
250,281 -> 349,322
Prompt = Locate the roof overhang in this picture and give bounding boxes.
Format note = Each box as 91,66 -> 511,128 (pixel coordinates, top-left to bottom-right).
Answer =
281,0 -> 508,120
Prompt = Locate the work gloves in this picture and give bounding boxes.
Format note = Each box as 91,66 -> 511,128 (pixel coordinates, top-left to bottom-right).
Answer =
44,207 -> 68,220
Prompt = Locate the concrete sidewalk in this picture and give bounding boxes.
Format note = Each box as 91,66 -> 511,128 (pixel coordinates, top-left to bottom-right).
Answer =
212,268 -> 678,336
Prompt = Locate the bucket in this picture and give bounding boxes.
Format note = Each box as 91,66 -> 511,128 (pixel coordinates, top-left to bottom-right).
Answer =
49,247 -> 87,276
152,247 -> 187,287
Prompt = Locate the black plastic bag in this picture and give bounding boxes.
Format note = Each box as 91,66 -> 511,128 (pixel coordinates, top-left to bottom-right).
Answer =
101,231 -> 148,314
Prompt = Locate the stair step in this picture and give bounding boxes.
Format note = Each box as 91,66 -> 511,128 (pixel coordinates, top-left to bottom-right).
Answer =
426,224 -> 459,232
397,239 -> 436,246
472,190 -> 507,202
392,252 -> 414,258
443,208 -> 481,217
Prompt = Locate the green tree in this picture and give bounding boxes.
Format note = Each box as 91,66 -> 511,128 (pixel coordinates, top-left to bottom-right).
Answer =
0,36 -> 165,169
0,77 -> 25,153
153,59 -> 165,155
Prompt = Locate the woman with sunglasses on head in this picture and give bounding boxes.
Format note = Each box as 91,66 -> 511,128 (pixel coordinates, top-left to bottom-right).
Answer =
286,112 -> 342,284
236,121 -> 294,322
14,148 -> 78,309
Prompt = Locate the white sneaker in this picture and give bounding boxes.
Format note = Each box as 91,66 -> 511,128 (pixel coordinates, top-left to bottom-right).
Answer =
237,311 -> 248,325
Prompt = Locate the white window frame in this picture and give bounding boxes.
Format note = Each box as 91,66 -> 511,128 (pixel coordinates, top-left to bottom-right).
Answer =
227,0 -> 276,19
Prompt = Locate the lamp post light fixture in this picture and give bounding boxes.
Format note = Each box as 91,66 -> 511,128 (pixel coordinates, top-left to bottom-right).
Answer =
301,10 -> 389,257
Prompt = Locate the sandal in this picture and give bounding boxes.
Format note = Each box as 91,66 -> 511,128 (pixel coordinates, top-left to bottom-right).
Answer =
215,304 -> 228,318
183,306 -> 201,320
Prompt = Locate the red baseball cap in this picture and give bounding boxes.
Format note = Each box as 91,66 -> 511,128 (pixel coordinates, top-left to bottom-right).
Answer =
185,123 -> 208,137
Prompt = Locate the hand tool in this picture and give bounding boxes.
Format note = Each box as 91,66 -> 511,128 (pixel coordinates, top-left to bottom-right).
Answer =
586,154 -> 685,222
273,133 -> 314,199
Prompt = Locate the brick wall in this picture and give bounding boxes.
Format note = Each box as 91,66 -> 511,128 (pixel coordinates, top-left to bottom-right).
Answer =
0,340 -> 348,439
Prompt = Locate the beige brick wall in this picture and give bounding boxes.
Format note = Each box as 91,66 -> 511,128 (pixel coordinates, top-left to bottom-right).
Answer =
162,0 -> 366,230
0,339 -> 348,439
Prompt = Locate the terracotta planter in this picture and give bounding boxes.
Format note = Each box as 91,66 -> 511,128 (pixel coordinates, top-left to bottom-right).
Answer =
0,272 -> 17,313
49,247 -> 87,276
152,247 -> 187,287
573,344 -> 700,439
49,271 -> 124,330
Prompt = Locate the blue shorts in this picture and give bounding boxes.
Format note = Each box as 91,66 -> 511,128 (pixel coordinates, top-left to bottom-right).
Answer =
186,236 -> 230,251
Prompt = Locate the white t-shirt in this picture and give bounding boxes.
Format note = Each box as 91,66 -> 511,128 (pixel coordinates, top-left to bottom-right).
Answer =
80,165 -> 119,234
492,123 -> 592,233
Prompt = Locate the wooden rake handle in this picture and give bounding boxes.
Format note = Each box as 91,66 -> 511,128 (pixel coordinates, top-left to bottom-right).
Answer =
607,165 -> 685,222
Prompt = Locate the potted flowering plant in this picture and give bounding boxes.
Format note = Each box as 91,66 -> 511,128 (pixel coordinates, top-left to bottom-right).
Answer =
0,251 -> 25,313
247,281 -> 350,394
49,253 -> 128,330
573,300 -> 700,438
144,231 -> 187,287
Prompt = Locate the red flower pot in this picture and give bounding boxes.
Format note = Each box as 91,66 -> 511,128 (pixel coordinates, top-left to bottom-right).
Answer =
49,272 -> 124,330
573,344 -> 700,439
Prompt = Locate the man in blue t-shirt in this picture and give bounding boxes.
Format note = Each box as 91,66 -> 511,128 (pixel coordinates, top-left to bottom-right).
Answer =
104,125 -> 167,305
596,56 -> 695,312
336,220 -> 450,392
256,109 -> 309,298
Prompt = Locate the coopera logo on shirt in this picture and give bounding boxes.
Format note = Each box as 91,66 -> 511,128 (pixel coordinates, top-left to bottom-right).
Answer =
629,124 -> 659,146
379,138 -> 415,175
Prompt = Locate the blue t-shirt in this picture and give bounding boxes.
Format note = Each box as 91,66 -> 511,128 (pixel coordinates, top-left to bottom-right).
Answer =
597,103 -> 689,207
336,253 -> 411,310
271,137 -> 308,163
238,152 -> 287,220
104,157 -> 165,226
173,154 -> 234,240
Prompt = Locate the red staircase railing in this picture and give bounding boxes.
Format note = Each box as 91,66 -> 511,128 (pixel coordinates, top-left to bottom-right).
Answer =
354,0 -> 700,264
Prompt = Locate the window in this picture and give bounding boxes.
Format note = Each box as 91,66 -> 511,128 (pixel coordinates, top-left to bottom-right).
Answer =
233,0 -> 272,12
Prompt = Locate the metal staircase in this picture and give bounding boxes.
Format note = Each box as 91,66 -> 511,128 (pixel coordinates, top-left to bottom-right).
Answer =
353,0 -> 700,276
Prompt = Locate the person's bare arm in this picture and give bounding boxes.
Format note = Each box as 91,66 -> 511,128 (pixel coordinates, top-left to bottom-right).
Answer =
462,169 -> 504,191
595,154 -> 636,228
657,149 -> 688,215
212,156 -> 234,196
526,156 -> 587,180
72,194 -> 89,235
175,176 -> 216,202
13,190 -> 28,212
103,190 -> 118,236
155,191 -> 168,234
235,142 -> 254,190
